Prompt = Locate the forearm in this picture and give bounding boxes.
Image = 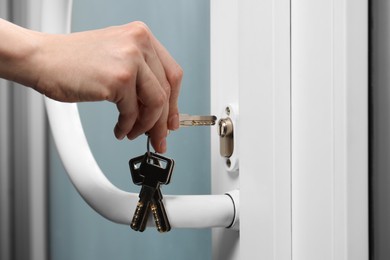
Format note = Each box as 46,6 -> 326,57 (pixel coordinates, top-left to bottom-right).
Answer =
0,18 -> 42,87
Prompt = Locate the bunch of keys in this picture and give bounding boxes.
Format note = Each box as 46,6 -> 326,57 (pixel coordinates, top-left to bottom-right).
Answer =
129,114 -> 217,233
129,137 -> 174,233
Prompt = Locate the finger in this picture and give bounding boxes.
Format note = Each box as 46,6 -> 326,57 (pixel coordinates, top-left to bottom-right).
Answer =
114,94 -> 138,140
113,71 -> 138,140
142,47 -> 171,153
148,104 -> 169,153
167,77 -> 180,131
127,60 -> 166,140
149,35 -> 183,130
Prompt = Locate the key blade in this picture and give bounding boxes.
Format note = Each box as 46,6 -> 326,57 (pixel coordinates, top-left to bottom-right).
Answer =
131,201 -> 147,231
131,185 -> 155,232
152,188 -> 171,232
179,114 -> 217,127
150,200 -> 170,233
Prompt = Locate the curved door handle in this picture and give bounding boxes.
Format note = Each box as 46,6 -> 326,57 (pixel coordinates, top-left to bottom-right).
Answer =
41,0 -> 238,230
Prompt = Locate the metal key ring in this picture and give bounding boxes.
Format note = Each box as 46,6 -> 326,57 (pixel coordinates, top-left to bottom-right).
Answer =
146,134 -> 151,158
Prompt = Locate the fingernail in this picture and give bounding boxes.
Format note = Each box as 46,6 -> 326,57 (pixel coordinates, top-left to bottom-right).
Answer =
114,124 -> 125,140
159,139 -> 167,153
169,114 -> 179,130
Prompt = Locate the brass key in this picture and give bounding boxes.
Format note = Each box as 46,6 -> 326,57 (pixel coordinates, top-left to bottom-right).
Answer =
179,114 -> 217,127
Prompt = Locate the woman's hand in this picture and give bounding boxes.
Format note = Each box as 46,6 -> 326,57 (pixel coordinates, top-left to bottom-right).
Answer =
0,19 -> 182,153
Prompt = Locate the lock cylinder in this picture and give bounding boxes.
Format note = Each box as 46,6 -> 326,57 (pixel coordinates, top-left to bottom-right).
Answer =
218,117 -> 234,158
217,104 -> 239,172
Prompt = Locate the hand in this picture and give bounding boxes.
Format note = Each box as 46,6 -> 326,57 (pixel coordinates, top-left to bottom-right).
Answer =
33,22 -> 182,153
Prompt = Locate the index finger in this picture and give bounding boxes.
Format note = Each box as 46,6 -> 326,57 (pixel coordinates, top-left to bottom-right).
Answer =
149,35 -> 183,130
127,60 -> 166,140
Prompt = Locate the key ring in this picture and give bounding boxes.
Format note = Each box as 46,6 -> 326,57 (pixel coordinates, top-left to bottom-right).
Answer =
146,134 -> 151,158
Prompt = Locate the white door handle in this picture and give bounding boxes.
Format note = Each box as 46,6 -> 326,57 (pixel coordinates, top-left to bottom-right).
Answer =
42,0 -> 238,230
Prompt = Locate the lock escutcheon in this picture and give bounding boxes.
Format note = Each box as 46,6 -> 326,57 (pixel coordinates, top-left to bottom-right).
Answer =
218,117 -> 234,158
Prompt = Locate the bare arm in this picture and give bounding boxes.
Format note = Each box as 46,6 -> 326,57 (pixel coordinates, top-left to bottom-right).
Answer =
0,19 -> 182,153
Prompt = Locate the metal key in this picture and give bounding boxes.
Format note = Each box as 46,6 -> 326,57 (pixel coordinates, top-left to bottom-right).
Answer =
179,114 -> 217,127
131,186 -> 152,232
129,154 -> 146,185
129,153 -> 172,232
149,157 -> 172,233
130,152 -> 174,232
129,154 -> 150,232
150,188 -> 171,232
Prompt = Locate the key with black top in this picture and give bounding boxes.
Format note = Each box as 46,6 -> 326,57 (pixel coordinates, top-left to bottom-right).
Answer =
129,153 -> 173,185
129,152 -> 174,232
129,153 -> 172,232
136,153 -> 174,232
147,156 -> 172,233
129,154 -> 145,185
129,153 -> 150,231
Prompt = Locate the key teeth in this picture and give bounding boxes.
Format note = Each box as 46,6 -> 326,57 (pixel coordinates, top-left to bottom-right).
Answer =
131,202 -> 171,233
179,114 -> 217,127
131,202 -> 145,231
151,203 -> 170,233
151,204 -> 163,232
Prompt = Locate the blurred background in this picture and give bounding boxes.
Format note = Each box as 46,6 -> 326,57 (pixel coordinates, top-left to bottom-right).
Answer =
3,0 -> 390,260
51,1 -> 211,260
0,0 -> 211,259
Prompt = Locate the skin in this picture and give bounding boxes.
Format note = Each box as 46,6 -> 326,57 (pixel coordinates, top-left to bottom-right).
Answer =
0,19 -> 183,153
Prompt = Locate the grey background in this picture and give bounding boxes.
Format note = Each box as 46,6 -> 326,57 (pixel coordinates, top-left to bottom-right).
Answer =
370,0 -> 390,259
49,1 -> 211,259
0,1 -> 47,260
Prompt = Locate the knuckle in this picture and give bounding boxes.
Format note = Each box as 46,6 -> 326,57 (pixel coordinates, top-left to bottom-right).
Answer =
99,87 -> 113,101
108,69 -> 135,96
131,21 -> 149,30
168,65 -> 184,87
146,91 -> 166,111
129,21 -> 151,43
136,119 -> 153,134
154,91 -> 167,108
161,80 -> 171,97
124,44 -> 143,59
115,69 -> 133,85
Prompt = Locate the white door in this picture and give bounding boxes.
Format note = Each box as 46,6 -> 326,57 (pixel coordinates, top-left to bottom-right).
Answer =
211,0 -> 368,259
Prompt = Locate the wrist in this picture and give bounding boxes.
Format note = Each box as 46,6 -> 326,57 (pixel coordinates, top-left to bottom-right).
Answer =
0,19 -> 44,88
